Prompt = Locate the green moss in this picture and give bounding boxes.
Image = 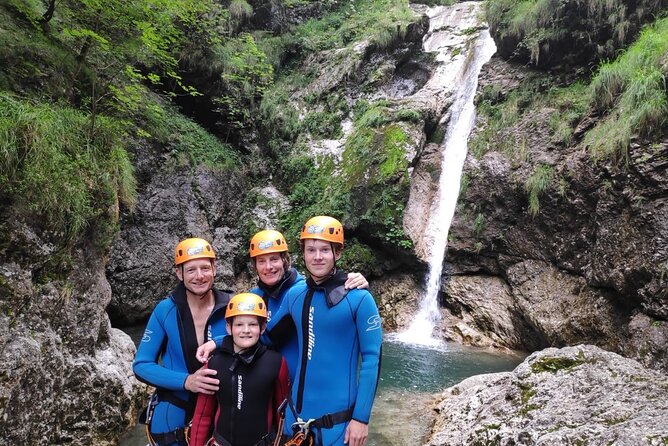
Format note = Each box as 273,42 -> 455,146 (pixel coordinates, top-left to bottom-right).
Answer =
518,382 -> 536,404
604,414 -> 631,426
530,354 -> 586,374
395,108 -> 422,123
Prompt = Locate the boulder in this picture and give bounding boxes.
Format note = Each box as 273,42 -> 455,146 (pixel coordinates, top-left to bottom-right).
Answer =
426,345 -> 668,445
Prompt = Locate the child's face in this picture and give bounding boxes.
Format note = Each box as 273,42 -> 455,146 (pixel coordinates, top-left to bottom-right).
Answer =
226,315 -> 265,352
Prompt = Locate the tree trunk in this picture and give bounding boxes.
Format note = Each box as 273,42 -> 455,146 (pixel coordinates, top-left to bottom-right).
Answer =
40,0 -> 56,24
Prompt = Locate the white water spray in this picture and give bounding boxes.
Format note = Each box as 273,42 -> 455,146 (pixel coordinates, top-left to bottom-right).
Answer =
396,15 -> 497,348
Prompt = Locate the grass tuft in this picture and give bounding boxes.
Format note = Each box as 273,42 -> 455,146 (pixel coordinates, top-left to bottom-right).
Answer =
586,17 -> 668,164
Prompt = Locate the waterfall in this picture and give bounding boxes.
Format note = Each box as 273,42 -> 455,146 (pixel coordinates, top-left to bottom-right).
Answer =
396,9 -> 497,347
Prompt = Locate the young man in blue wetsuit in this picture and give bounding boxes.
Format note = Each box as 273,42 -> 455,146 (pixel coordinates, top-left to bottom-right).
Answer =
268,216 -> 382,446
189,292 -> 290,446
195,229 -> 368,383
133,238 -> 232,446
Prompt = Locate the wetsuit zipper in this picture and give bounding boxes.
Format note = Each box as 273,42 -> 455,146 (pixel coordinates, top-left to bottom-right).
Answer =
296,288 -> 315,413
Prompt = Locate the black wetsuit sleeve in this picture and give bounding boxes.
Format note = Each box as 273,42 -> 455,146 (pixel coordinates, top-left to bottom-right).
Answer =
266,317 -> 296,348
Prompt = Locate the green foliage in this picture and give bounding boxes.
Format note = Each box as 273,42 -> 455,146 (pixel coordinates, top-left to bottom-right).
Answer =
485,0 -> 660,66
229,0 -> 253,20
275,112 -> 414,251
213,33 -> 274,130
340,122 -> 412,248
0,92 -> 136,245
291,0 -> 416,53
473,213 -> 485,237
303,110 -> 343,139
0,7 -> 80,100
546,81 -> 589,146
339,239 -> 381,276
395,108 -> 422,123
585,17 -> 668,164
524,164 -> 553,216
258,84 -> 302,143
1,0 -> 224,125
138,101 -> 236,169
352,101 -> 421,130
471,77 -> 588,160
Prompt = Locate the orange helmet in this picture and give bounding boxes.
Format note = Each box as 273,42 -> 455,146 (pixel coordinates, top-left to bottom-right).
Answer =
226,293 -> 267,319
249,230 -> 289,258
300,216 -> 344,245
174,238 -> 215,266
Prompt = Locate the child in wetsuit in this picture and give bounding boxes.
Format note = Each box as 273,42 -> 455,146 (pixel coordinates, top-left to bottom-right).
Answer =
189,293 -> 289,446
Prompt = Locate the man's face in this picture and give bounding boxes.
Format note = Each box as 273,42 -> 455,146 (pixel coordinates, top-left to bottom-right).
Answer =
176,258 -> 215,296
255,252 -> 285,287
226,315 -> 264,352
303,238 -> 340,283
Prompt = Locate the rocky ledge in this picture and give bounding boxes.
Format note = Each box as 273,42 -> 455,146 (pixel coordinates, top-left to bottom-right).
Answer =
425,344 -> 668,445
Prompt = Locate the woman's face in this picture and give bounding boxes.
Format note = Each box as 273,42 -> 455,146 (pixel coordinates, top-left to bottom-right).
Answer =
254,252 -> 285,287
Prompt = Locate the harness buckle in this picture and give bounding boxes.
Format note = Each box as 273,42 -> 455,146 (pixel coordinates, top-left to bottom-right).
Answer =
291,418 -> 315,437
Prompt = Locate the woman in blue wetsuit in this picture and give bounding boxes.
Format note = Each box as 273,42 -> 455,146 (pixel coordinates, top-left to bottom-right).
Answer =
196,229 -> 368,383
133,238 -> 232,446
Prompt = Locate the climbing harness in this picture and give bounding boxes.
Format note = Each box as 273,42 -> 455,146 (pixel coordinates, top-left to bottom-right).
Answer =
206,431 -> 275,446
146,425 -> 190,446
272,398 -> 353,446
140,391 -> 191,446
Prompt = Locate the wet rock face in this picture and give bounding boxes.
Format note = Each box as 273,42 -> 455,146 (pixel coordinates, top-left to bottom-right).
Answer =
438,54 -> 668,369
374,273 -> 423,330
489,0 -> 667,70
0,217 -> 144,445
106,165 -> 249,326
426,345 -> 668,445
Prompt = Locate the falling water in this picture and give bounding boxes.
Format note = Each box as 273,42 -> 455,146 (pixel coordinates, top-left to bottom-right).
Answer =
397,23 -> 497,347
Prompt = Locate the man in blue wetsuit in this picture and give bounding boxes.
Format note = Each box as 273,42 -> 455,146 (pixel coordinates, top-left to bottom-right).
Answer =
133,238 -> 232,446
267,216 -> 383,446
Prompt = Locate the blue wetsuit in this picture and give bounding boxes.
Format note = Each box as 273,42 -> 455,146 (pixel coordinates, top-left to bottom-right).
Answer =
133,282 -> 232,445
212,268 -> 303,383
267,271 -> 383,446
251,267 -> 303,382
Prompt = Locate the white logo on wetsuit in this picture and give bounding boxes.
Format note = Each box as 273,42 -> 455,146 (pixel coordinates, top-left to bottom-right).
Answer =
366,315 -> 381,331
307,306 -> 315,360
141,329 -> 152,343
237,375 -> 243,409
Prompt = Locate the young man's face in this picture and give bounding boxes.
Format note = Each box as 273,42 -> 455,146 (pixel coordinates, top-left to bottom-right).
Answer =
254,252 -> 285,287
303,238 -> 341,283
176,258 -> 215,296
226,315 -> 265,352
